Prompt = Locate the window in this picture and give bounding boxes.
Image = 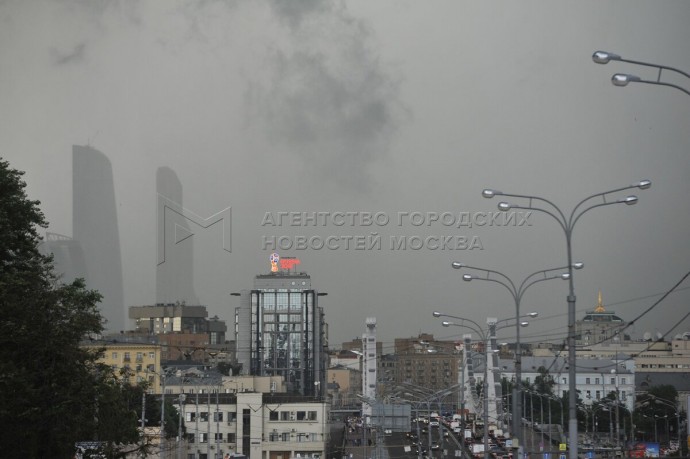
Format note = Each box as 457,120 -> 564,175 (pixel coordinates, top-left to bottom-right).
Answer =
282,432 -> 291,442
610,378 -> 615,385
124,352 -> 131,362
187,433 -> 195,443
308,411 -> 317,421
227,433 -> 236,443
186,412 -> 197,422
227,412 -> 237,422
280,411 -> 290,421
297,411 -> 306,421
595,378 -> 600,385
269,432 -> 279,441
199,433 -> 208,443
585,378 -> 591,384
112,352 -> 118,359
595,391 -> 601,400
269,411 -> 279,421
149,352 -> 155,359
200,412 -> 209,422
621,378 -> 626,385
213,411 -> 224,422
136,352 -> 143,362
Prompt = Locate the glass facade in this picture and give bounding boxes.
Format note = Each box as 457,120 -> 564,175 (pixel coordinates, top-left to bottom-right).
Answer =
247,278 -> 323,395
252,289 -> 315,393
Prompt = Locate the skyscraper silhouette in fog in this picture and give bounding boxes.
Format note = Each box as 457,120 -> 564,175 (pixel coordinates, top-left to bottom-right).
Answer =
72,145 -> 125,332
156,167 -> 198,305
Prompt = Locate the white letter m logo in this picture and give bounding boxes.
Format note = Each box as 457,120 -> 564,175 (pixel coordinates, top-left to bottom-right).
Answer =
157,194 -> 231,266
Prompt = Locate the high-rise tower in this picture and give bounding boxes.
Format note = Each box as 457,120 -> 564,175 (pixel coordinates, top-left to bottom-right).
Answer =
235,255 -> 327,395
72,145 -> 125,332
156,166 -> 199,305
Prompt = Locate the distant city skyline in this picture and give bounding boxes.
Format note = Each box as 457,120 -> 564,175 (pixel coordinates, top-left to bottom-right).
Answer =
3,1 -> 689,347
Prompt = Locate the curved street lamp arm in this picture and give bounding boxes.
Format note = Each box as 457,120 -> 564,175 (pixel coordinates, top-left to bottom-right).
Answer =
436,313 -> 485,336
464,270 -> 519,300
631,60 -> 690,80
569,184 -> 640,226
460,264 -> 519,294
516,273 -> 568,304
601,53 -> 690,81
517,265 -> 572,298
494,192 -> 568,225
570,198 -> 635,232
441,320 -> 486,341
624,78 -> 690,97
500,203 -> 568,235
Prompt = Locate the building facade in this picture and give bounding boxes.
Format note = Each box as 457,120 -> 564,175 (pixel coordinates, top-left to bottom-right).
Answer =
162,373 -> 328,459
235,264 -> 327,396
575,291 -> 629,347
86,340 -> 163,393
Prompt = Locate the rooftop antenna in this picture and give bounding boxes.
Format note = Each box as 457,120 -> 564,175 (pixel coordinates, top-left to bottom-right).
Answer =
86,130 -> 99,147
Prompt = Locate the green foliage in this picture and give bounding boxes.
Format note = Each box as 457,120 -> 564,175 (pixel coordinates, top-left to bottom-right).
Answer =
0,159 -> 147,458
534,366 -> 555,395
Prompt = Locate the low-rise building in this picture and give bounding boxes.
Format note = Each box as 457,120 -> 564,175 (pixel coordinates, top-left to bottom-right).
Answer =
160,371 -> 329,459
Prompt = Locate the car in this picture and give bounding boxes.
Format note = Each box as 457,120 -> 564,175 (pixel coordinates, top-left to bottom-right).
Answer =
430,420 -> 440,427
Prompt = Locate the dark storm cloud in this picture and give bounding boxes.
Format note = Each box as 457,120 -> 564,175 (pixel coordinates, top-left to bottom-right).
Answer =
266,0 -> 329,29
249,1 -> 405,191
51,42 -> 86,65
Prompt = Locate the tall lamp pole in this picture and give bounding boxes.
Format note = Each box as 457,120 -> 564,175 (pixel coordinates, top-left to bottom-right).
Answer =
592,51 -> 690,96
437,315 -> 521,459
450,261 -> 578,452
178,393 -> 186,459
482,180 -> 650,459
437,316 -> 490,459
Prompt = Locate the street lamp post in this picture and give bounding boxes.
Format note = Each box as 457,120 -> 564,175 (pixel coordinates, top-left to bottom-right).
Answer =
178,393 -> 186,459
482,180 -> 650,459
592,51 -> 690,96
651,398 -> 681,446
439,317 -> 490,459
438,316 -> 512,459
450,261 -> 578,452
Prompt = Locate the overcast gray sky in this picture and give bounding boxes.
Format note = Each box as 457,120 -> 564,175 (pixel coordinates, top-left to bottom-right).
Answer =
2,0 -> 690,351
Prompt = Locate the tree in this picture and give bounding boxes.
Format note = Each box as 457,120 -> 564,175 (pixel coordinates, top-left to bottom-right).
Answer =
0,159 -> 140,458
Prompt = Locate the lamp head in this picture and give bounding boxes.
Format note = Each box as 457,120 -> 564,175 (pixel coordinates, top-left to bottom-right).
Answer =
497,202 -> 512,211
572,262 -> 584,270
462,274 -> 473,282
612,73 -> 641,87
451,261 -> 465,270
520,321 -> 529,327
561,273 -> 570,280
442,321 -> 451,327
621,195 -> 638,205
432,311 -> 442,318
528,312 -> 538,318
636,179 -> 651,190
592,51 -> 621,64
482,189 -> 501,199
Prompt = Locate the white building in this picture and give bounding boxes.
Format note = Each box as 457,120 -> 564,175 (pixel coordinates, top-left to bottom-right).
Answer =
160,373 -> 329,459
498,356 -> 635,412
